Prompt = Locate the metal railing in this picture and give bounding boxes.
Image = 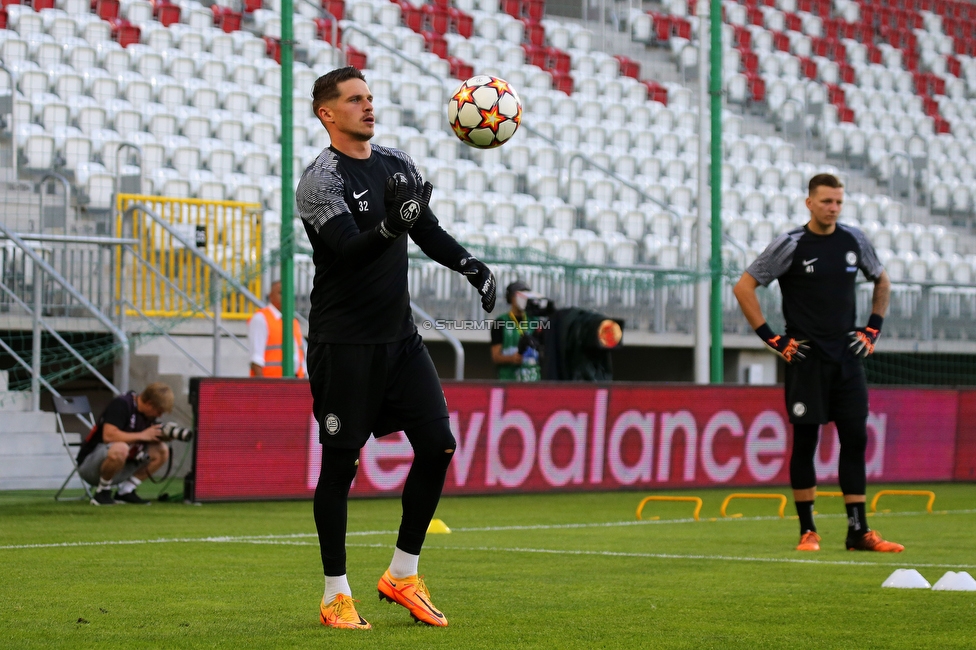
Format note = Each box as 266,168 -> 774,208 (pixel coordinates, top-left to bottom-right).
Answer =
116,195 -> 264,320
0,225 -> 130,405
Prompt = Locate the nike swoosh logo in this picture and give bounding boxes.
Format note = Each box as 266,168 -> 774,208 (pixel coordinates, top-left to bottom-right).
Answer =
353,189 -> 369,199
802,258 -> 818,266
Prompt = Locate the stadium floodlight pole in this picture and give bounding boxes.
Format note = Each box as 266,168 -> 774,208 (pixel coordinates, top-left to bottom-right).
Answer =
709,0 -> 724,383
693,0 -> 710,385
280,0 -> 296,378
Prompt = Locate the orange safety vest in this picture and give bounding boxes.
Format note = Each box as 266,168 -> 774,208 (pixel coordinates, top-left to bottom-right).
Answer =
250,306 -> 306,378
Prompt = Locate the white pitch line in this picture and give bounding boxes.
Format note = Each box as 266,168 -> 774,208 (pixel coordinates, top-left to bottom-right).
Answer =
365,543 -> 976,570
2,508 -> 973,552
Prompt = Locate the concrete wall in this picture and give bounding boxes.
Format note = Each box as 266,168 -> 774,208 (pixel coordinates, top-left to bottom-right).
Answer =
0,410 -> 81,490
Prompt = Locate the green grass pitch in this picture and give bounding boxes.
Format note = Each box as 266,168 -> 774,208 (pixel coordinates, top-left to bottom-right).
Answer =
1,483 -> 974,649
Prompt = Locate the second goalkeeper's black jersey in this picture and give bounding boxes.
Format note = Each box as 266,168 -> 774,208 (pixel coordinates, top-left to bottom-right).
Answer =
745,223 -> 884,362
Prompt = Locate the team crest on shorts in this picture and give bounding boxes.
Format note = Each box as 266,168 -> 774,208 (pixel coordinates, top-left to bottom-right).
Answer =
846,251 -> 857,265
792,402 -> 807,417
324,413 -> 341,435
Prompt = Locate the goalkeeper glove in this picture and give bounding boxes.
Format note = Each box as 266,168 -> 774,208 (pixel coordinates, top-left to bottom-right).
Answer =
457,256 -> 496,312
379,172 -> 432,239
848,314 -> 883,358
755,323 -> 809,363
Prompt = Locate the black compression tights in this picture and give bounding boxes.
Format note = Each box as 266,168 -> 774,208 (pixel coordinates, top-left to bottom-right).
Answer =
313,419 -> 456,576
789,420 -> 868,495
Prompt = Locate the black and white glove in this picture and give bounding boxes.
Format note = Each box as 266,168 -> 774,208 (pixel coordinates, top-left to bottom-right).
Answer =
379,172 -> 433,239
457,256 -> 496,312
848,314 -> 883,358
755,323 -> 809,363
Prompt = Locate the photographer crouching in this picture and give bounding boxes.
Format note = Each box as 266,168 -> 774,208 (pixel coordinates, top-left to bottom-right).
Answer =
76,382 -> 192,506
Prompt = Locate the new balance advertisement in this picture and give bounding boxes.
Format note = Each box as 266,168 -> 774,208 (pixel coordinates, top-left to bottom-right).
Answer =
189,379 -> 975,501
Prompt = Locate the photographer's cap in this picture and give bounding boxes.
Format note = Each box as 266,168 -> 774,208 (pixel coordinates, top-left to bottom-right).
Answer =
505,280 -> 531,303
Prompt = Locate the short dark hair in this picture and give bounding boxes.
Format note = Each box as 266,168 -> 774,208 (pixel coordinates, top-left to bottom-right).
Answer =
808,173 -> 844,195
311,66 -> 367,117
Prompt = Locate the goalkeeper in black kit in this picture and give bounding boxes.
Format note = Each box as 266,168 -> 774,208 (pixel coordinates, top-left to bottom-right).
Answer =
733,173 -> 903,554
297,66 -> 496,630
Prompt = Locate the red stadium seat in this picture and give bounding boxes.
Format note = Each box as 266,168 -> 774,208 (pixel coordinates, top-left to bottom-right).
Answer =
314,17 -> 341,44
826,83 -> 844,105
747,75 -> 765,101
322,0 -> 344,20
264,36 -> 281,63
243,0 -> 261,12
96,0 -> 119,20
212,6 -> 241,32
839,63 -> 854,84
447,57 -> 472,81
522,43 -> 547,68
502,0 -> 520,17
346,45 -> 367,69
521,18 -> 544,45
733,25 -> 751,48
739,48 -> 758,74
747,6 -> 763,25
614,55 -> 640,79
837,105 -> 855,122
799,56 -> 817,79
109,17 -> 139,47
867,44 -> 883,64
923,95 -> 939,116
525,0 -> 544,21
155,1 -> 180,26
0,7 -> 6,28
652,13 -> 672,41
422,4 -> 450,34
450,8 -> 473,37
545,47 -> 571,74
551,72 -> 573,95
784,12 -> 801,31
773,31 -> 790,52
642,80 -> 668,105
672,17 -> 691,38
946,55 -> 961,76
421,31 -> 448,58
33,0 -> 56,9
935,117 -> 951,133
402,5 -> 423,31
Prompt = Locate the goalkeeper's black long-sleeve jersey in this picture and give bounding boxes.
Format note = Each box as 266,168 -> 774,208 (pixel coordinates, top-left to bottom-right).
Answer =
296,144 -> 470,344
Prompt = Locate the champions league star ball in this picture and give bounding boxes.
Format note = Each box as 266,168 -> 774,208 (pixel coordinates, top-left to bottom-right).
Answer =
447,75 -> 522,149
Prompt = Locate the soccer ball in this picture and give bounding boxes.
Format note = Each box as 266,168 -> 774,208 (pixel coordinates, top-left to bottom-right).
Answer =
447,75 -> 522,149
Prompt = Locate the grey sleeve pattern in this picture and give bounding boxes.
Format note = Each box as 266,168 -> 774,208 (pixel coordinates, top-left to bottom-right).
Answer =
745,230 -> 800,286
296,149 -> 349,234
847,225 -> 885,281
372,145 -> 426,185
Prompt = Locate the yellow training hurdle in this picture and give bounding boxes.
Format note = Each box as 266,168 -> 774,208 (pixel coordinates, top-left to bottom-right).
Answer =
636,496 -> 703,521
720,493 -> 788,518
870,490 -> 936,513
816,491 -> 844,498
116,194 -> 263,320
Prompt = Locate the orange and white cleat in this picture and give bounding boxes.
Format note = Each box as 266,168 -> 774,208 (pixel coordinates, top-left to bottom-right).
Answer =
846,530 -> 904,553
320,594 -> 372,630
377,570 -> 448,627
796,530 -> 821,551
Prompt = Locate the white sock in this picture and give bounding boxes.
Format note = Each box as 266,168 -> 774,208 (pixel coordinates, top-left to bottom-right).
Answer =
98,477 -> 112,492
389,547 -> 420,579
324,575 -> 351,603
116,477 -> 141,495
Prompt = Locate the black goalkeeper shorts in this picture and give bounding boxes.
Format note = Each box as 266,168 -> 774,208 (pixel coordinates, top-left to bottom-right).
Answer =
784,346 -> 868,425
307,332 -> 449,449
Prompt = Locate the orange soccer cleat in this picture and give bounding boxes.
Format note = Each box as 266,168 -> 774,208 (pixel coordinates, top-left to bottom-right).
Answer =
846,530 -> 904,553
377,570 -> 448,627
796,530 -> 822,551
320,594 -> 371,630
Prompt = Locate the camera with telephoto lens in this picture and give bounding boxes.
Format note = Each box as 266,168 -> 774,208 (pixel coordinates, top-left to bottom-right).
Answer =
160,422 -> 194,442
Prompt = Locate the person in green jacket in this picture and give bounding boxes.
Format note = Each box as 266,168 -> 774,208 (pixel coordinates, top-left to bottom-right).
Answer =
490,281 -> 541,381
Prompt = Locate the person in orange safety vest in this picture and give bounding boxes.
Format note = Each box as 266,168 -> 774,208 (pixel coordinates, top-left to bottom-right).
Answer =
247,280 -> 307,377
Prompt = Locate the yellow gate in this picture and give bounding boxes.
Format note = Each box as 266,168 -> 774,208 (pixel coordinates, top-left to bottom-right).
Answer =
116,195 -> 263,320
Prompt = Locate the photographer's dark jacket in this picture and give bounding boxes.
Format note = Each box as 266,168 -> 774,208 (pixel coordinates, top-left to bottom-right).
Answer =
77,391 -> 152,463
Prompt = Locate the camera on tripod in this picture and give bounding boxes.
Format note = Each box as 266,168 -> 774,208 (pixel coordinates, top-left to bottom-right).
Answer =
159,422 -> 194,442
